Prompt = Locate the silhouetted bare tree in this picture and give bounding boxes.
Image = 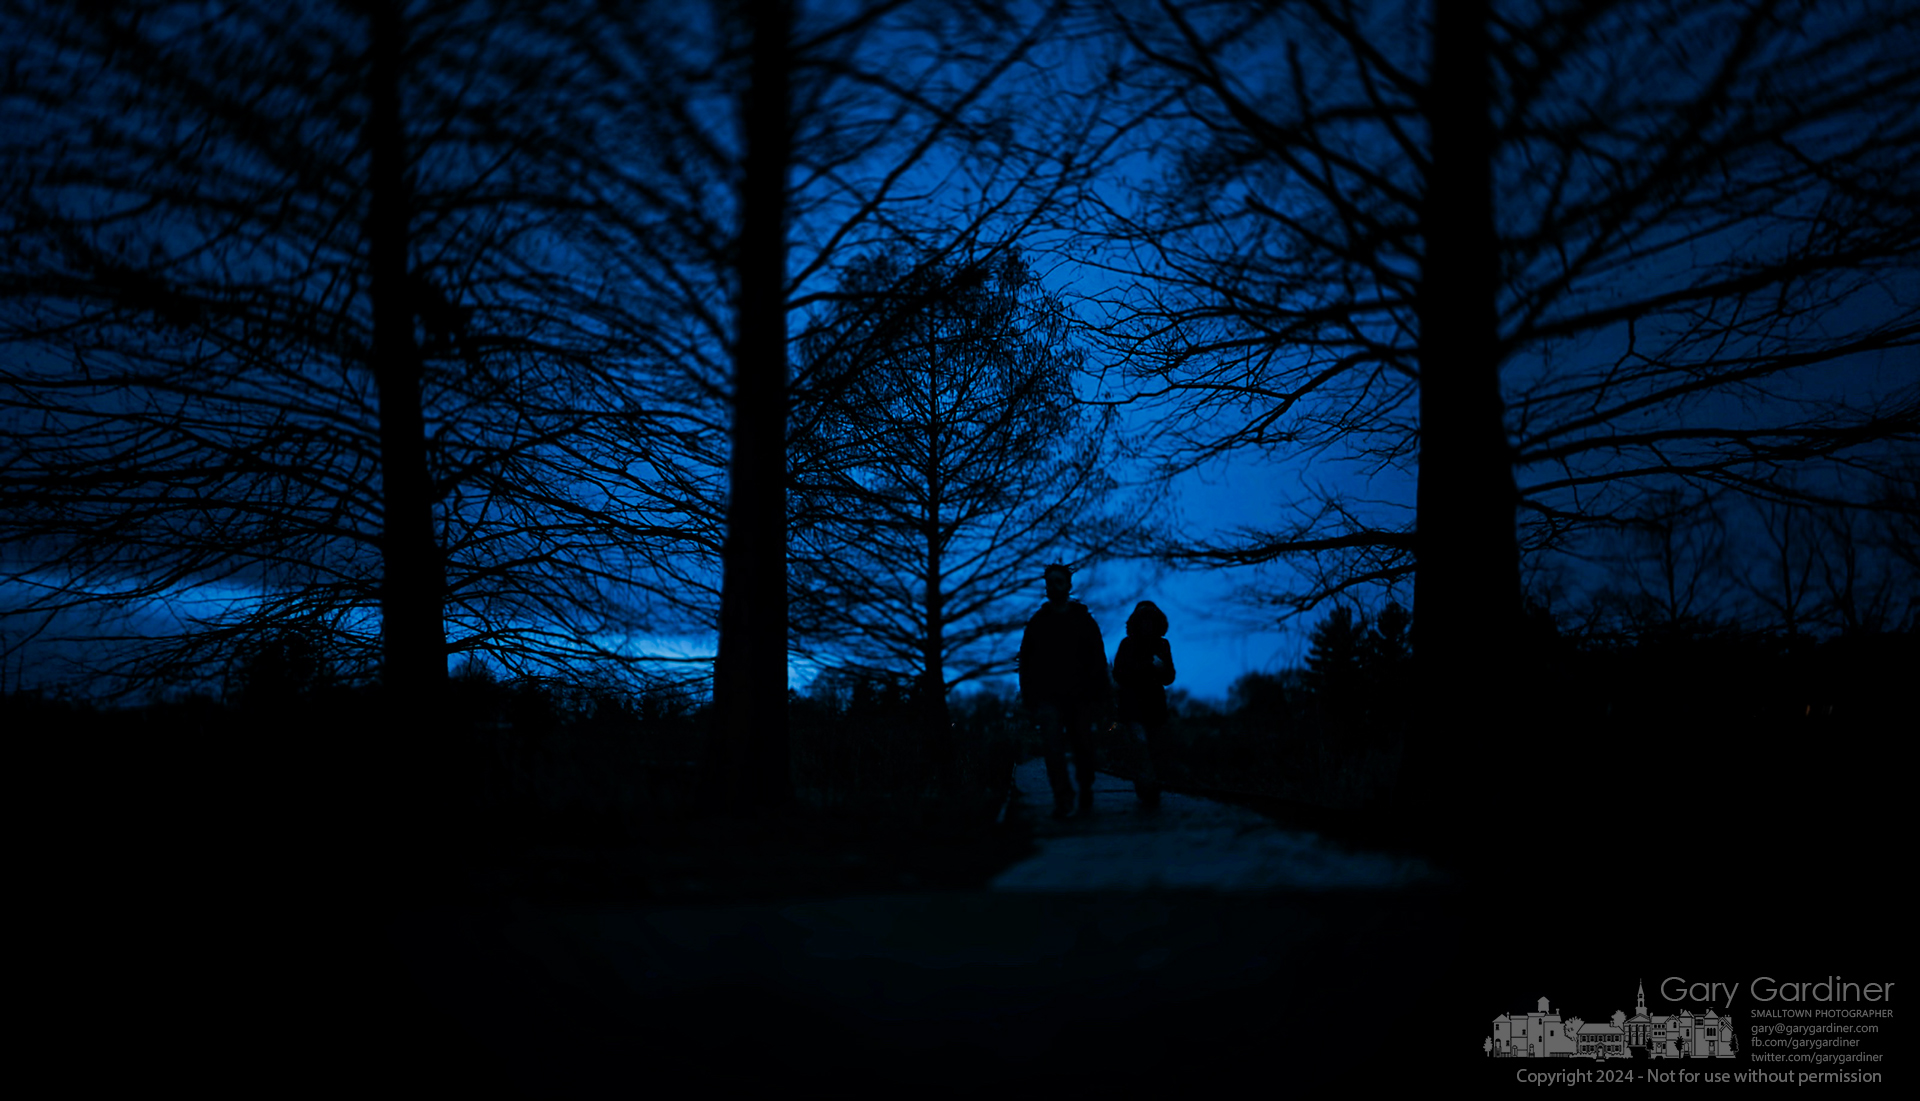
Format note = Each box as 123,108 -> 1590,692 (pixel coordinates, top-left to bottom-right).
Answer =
0,2 -> 688,708
566,0 -> 1097,812
1600,489 -> 1735,638
1085,0 -> 1920,797
1731,492 -> 1910,638
790,249 -> 1118,777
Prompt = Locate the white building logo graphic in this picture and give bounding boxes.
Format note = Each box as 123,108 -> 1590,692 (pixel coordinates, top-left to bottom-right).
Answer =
1487,981 -> 1738,1059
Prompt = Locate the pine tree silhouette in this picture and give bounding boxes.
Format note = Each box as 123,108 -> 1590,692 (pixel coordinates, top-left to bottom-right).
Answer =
1306,606 -> 1367,746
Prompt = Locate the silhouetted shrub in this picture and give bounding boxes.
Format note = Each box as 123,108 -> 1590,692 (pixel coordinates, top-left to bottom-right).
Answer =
227,630 -> 334,713
1094,664 -> 1404,811
428,671 -> 712,848
788,671 -> 1007,828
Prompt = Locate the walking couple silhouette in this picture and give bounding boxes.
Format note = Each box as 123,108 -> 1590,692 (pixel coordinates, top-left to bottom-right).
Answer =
1016,562 -> 1174,819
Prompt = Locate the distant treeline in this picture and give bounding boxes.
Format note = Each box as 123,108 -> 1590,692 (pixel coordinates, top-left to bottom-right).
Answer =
9,601 -> 1908,889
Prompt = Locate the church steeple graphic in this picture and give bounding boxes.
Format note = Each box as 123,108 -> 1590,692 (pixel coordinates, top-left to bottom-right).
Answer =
1637,979 -> 1648,1015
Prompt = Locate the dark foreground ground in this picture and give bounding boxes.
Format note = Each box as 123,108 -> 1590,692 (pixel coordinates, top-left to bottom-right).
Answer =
62,773 -> 1882,1096
23,688 -> 1901,1096
316,764 -> 1472,1094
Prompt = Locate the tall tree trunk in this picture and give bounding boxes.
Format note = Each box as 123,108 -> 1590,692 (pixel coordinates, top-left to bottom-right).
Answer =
365,4 -> 447,713
1409,0 -> 1519,815
922,536 -> 954,789
706,0 -> 794,814
922,359 -> 953,787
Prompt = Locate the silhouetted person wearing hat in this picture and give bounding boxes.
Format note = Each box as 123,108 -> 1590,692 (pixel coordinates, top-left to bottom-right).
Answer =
1017,563 -> 1111,818
1111,600 -> 1176,808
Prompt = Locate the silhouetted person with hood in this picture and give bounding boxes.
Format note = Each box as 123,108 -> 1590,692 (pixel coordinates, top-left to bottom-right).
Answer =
1018,562 -> 1111,818
1111,600 -> 1176,807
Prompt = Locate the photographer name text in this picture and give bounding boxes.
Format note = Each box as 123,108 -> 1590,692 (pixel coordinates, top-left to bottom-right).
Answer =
1661,976 -> 1892,1007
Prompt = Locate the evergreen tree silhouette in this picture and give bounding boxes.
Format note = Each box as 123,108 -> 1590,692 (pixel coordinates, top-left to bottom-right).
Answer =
1361,601 -> 1413,746
1306,606 -> 1367,746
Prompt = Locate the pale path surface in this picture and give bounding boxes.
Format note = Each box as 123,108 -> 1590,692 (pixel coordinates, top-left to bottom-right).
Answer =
993,759 -> 1442,892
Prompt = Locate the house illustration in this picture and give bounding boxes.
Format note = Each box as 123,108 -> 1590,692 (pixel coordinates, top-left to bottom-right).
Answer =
1492,996 -> 1578,1057
1575,1013 -> 1628,1059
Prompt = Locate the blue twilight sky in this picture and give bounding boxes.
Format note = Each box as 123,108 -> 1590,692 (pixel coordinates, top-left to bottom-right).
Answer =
4,1 -> 1913,707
